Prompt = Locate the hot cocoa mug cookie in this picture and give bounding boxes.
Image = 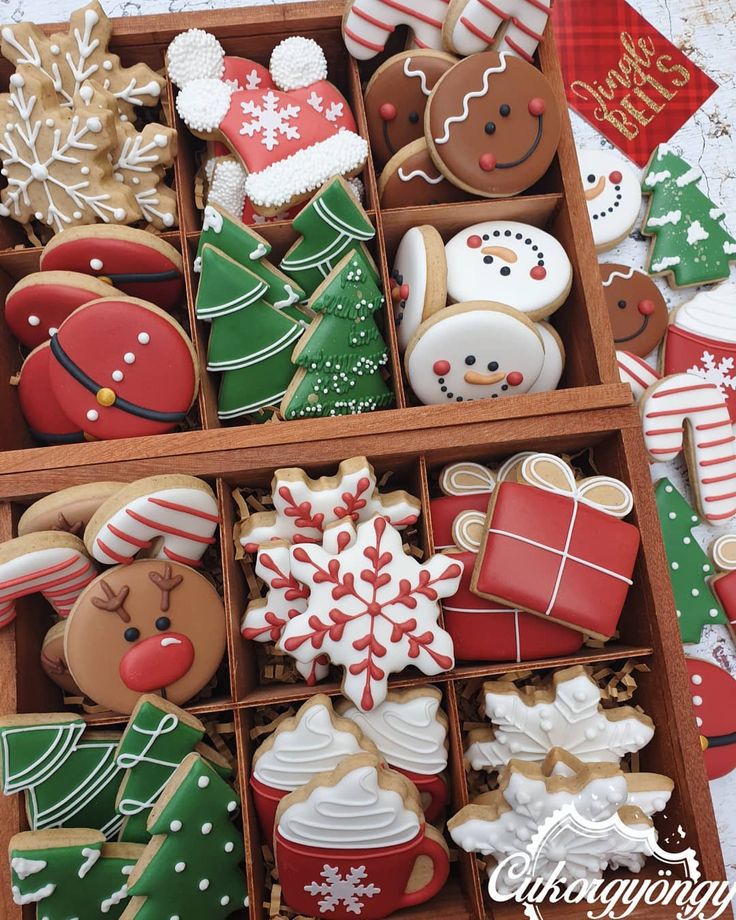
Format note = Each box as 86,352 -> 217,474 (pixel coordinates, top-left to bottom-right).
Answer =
600,263 -> 668,357
425,51 -> 561,198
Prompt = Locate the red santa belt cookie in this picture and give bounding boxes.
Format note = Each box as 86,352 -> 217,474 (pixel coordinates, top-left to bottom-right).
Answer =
40,226 -> 185,312
4,272 -> 124,349
48,297 -> 199,441
0,533 -> 96,628
685,657 -> 736,780
17,343 -> 84,446
426,51 -> 561,198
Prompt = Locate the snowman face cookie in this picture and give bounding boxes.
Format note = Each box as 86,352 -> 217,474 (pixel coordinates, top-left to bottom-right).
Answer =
391,226 -> 447,353
444,221 -> 572,320
579,150 -> 641,252
405,303 -> 546,405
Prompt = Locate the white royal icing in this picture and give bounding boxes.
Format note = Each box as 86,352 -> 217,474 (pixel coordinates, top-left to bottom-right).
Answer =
392,226 -> 430,353
616,350 -> 660,402
277,763 -> 420,848
578,150 -> 641,249
447,0 -> 552,61
270,37 -> 327,91
166,29 -> 226,87
403,57 -> 432,96
11,858 -> 47,880
434,56 -> 508,145
253,703 -> 364,791
672,281 -> 736,344
444,221 -> 572,315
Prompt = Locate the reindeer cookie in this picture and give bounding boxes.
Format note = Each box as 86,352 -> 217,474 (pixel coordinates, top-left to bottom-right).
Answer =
64,560 -> 226,714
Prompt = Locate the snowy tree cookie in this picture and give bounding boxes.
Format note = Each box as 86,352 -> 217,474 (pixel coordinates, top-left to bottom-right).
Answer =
578,150 -> 641,252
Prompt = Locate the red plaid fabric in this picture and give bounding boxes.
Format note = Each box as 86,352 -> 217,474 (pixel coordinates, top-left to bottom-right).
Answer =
551,0 -> 718,165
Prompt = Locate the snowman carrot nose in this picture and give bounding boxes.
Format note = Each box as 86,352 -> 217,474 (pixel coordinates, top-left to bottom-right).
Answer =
480,246 -> 518,262
464,369 -> 506,386
585,176 -> 606,200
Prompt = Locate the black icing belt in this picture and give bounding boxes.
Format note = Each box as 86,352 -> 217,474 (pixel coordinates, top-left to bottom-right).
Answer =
704,731 -> 736,749
29,427 -> 85,445
98,269 -> 181,285
50,335 -> 188,424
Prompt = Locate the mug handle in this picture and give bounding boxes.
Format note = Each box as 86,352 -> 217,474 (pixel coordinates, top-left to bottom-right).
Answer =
399,825 -> 450,909
421,773 -> 449,825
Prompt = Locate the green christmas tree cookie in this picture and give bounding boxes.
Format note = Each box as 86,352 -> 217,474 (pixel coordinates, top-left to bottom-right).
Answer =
654,478 -> 726,642
0,714 -> 123,839
280,176 -> 377,298
116,696 -> 230,845
195,204 -> 306,320
10,829 -> 143,919
124,753 -> 247,920
281,248 -> 394,420
195,245 -> 304,422
642,144 -> 736,287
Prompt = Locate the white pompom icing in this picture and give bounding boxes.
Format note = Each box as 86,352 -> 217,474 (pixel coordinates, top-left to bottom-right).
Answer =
244,132 -> 368,210
270,36 -> 328,91
176,78 -> 233,134
167,29 -> 225,87
208,158 -> 248,219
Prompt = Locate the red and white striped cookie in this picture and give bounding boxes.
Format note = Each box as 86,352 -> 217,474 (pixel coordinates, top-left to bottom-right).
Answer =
616,350 -> 660,402
444,0 -> 551,61
640,373 -> 736,523
84,475 -> 219,568
342,0 -> 450,60
0,533 -> 97,628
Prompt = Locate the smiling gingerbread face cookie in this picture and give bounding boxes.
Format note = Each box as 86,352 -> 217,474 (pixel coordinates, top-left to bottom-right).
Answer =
426,51 -> 561,198
600,263 -> 668,357
365,50 -> 457,168
379,139 -> 471,210
579,150 -> 641,251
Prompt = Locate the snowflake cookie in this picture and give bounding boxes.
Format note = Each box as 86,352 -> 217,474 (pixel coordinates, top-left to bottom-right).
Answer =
1,0 -> 164,119
0,67 -> 138,234
280,515 -> 461,711
464,666 -> 654,772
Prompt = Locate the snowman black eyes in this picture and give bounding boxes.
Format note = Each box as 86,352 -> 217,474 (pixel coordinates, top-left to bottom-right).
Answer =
499,104 -> 511,117
488,361 -> 499,372
465,355 -> 476,365
618,300 -> 627,309
409,111 -> 419,124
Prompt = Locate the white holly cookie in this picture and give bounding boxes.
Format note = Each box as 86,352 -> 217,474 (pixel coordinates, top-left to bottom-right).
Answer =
443,0 -> 552,62
579,150 -> 641,252
237,456 -> 421,554
342,0 -> 449,60
444,221 -> 572,319
464,666 -> 655,771
390,226 -> 448,353
84,475 -> 219,568
280,515 -> 461,711
404,303 -> 564,407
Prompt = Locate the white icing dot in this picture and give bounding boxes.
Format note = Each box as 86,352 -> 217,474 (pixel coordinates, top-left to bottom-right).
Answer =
683,537 -> 691,545
27,315 -> 40,327
668,512 -> 676,520
103,59 -> 113,70
221,896 -> 230,907
81,166 -> 90,175
224,842 -> 234,853
175,862 -> 186,873
90,258 -> 104,271
154,133 -> 167,147
710,609 -> 720,618
138,332 -> 150,345
665,485 -> 673,493
50,43 -> 60,54
87,116 -> 102,133
201,823 -> 212,835
72,211 -> 82,220
693,695 -> 703,706
113,208 -> 126,221
45,118 -> 54,128
112,370 -> 124,382
86,409 -> 99,422
691,588 -> 700,597
199,879 -> 210,891
48,327 -> 58,336
671,562 -> 679,571
227,801 -> 237,813
696,717 -> 703,728
691,674 -> 703,685
170,820 -> 182,832
124,352 -> 136,364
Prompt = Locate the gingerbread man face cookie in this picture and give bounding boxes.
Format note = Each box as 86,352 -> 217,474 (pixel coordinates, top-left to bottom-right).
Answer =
364,51 -> 457,168
379,139 -> 471,210
579,150 -> 641,251
426,52 -> 561,198
600,264 -> 668,357
65,560 -> 226,714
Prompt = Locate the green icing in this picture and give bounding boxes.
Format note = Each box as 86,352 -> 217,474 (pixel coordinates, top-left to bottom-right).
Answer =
196,205 -> 306,321
126,754 -> 246,920
10,833 -> 143,919
654,478 -> 726,642
0,717 -> 85,794
280,176 -> 376,298
643,144 -> 736,286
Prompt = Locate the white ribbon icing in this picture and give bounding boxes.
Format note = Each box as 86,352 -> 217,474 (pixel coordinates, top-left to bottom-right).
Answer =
673,281 -> 736,344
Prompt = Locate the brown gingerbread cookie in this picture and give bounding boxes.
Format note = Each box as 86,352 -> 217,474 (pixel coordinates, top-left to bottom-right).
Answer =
41,621 -> 83,697
600,263 -> 668,357
18,481 -> 124,537
425,51 -> 561,198
364,50 -> 457,168
379,139 -> 471,210
64,560 -> 226,715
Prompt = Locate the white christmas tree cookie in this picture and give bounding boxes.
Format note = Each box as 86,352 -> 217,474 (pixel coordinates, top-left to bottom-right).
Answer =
465,666 -> 654,771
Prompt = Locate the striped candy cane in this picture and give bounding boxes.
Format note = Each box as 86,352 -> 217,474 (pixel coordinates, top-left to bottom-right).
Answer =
0,538 -> 96,627
342,0 -> 450,60
641,373 -> 736,523
616,350 -> 660,402
445,0 -> 551,62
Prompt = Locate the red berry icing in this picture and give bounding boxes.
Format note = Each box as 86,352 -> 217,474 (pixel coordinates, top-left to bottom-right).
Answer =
638,299 -> 655,316
609,170 -> 623,184
479,153 -> 497,172
467,235 -> 483,249
506,371 -> 524,387
530,266 -> 547,280
433,360 -> 451,376
379,102 -> 397,121
528,97 -> 546,116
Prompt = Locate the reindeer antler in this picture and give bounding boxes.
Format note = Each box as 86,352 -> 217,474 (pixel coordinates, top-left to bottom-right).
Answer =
53,512 -> 83,536
149,564 -> 184,612
91,581 -> 131,622
41,649 -> 68,675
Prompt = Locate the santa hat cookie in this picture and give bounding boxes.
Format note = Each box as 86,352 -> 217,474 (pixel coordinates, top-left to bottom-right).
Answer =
170,33 -> 368,214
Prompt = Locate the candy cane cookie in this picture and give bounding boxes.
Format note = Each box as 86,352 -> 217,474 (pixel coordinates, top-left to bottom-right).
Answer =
444,0 -> 552,62
84,475 -> 219,568
342,0 -> 450,60
616,351 -> 660,402
0,533 -> 97,627
641,374 -> 736,523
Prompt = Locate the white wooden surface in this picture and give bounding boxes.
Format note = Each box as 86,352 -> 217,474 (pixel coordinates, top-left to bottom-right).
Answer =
9,0 -> 736,885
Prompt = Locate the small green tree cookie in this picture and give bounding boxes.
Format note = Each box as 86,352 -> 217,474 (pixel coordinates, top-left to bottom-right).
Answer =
281,248 -> 394,420
123,753 -> 247,919
9,829 -> 143,919
654,478 -> 726,642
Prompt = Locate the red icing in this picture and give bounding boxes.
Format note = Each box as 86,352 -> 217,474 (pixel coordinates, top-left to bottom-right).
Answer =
241,197 -> 300,226
685,657 -> 736,780
479,153 -> 497,171
530,266 -> 547,280
433,360 -> 451,376
506,371 -> 524,387
222,58 -> 273,92
713,569 -> 736,626
528,97 -> 546,115
467,235 -> 483,249
609,170 -> 623,184
663,325 -> 736,422
48,299 -> 197,440
5,279 -> 103,349
399,770 -> 447,824
638,299 -> 655,316
472,482 -> 640,639
119,632 -> 195,691
250,774 -> 288,842
40,237 -> 183,311
17,344 -> 82,443
380,103 -> 397,121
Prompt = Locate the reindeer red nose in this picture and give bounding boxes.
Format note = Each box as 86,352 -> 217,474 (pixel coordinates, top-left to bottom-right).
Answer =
119,632 -> 194,692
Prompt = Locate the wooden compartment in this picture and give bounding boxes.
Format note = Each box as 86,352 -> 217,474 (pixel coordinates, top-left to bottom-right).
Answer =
0,406 -> 725,920
0,0 -> 631,469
